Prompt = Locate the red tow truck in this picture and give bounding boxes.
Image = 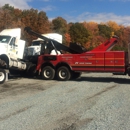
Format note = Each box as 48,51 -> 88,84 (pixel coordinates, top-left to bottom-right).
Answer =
24,27 -> 130,81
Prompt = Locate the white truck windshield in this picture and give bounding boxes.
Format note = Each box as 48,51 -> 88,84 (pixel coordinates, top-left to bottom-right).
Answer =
32,41 -> 44,46
0,36 -> 11,44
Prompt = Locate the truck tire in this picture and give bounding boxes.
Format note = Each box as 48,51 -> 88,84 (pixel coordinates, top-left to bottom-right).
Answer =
41,66 -> 55,80
0,69 -> 6,84
56,66 -> 71,81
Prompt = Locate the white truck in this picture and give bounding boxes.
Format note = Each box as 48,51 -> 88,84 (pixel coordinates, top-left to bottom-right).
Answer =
0,27 -> 63,84
26,33 -> 62,56
0,28 -> 28,83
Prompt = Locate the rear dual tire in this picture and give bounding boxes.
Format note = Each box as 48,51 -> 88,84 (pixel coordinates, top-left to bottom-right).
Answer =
41,66 -> 55,80
41,66 -> 80,81
56,66 -> 71,81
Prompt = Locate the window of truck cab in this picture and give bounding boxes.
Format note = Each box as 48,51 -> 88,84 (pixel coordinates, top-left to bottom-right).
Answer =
9,37 -> 16,46
32,40 -> 43,46
0,36 -> 11,44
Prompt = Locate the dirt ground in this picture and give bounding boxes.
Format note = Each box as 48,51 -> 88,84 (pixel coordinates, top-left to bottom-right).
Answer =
0,73 -> 130,130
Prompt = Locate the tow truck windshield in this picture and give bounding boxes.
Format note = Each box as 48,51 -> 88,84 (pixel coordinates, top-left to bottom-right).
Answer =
0,36 -> 11,44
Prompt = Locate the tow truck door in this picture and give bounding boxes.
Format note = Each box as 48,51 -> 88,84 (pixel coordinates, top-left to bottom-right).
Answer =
114,52 -> 125,72
95,53 -> 105,71
104,52 -> 114,71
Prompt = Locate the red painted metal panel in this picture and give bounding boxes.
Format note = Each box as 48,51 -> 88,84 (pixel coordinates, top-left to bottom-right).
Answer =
95,53 -> 105,71
105,52 -> 114,71
71,53 -> 96,71
91,38 -> 118,52
104,51 -> 125,72
114,51 -> 125,72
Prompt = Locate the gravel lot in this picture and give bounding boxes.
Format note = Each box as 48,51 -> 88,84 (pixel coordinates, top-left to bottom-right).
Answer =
0,72 -> 130,130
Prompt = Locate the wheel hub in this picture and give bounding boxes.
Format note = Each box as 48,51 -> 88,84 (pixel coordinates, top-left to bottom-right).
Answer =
44,70 -> 51,78
46,71 -> 50,76
61,71 -> 66,77
59,70 -> 67,79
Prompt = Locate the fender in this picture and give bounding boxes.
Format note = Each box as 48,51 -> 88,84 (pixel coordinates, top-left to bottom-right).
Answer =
0,54 -> 9,68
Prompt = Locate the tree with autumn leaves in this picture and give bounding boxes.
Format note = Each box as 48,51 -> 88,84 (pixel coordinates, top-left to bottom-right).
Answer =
0,4 -> 130,51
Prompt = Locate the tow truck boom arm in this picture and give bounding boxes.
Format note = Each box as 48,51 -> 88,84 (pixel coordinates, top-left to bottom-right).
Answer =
24,27 -> 85,54
91,36 -> 118,52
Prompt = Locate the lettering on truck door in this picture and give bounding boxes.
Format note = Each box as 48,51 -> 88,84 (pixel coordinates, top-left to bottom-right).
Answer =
73,53 -> 96,71
8,37 -> 18,60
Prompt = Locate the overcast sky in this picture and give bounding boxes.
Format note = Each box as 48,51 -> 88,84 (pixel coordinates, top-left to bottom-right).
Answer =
0,0 -> 130,26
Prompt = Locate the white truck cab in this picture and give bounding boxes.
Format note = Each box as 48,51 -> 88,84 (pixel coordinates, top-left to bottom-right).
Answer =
26,33 -> 62,56
0,28 -> 28,84
0,28 -> 26,68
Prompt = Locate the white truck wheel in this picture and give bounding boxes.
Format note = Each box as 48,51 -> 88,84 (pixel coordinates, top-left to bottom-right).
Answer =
0,69 -> 6,84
